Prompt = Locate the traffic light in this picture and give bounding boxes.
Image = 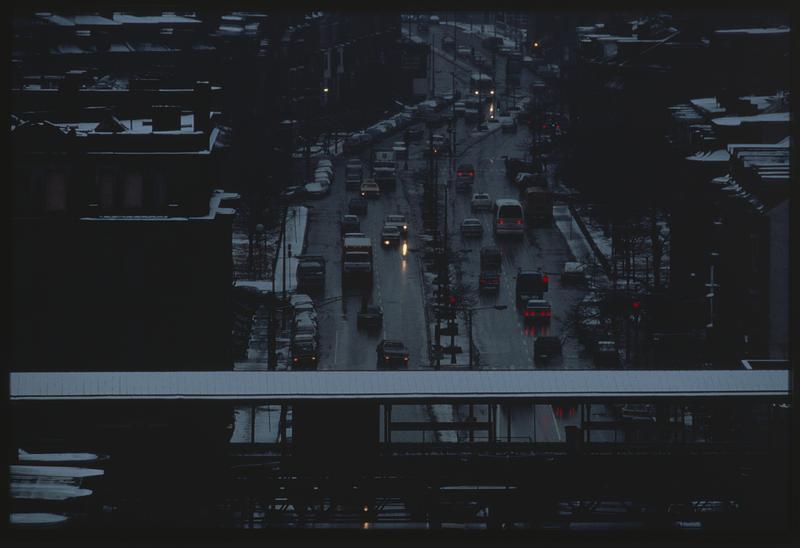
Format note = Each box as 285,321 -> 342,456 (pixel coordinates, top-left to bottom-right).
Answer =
631,298 -> 641,317
449,295 -> 457,306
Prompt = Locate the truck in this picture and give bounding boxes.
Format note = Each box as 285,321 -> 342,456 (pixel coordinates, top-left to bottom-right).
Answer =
515,269 -> 549,305
371,149 -> 397,191
296,255 -> 326,292
522,187 -> 553,226
342,236 -> 373,281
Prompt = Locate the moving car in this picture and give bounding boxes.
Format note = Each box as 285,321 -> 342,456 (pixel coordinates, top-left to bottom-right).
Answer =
294,316 -> 320,342
470,193 -> 492,211
479,269 -> 500,291
348,197 -> 368,215
376,340 -> 410,367
357,305 -> 383,329
494,198 -> 525,237
456,163 -> 476,180
360,181 -> 381,198
381,225 -> 402,247
290,293 -> 314,308
516,171 -> 547,191
533,336 -> 562,365
460,218 -> 484,237
384,214 -> 409,237
341,215 -> 360,235
480,246 -> 502,271
523,299 -> 552,321
291,339 -> 319,369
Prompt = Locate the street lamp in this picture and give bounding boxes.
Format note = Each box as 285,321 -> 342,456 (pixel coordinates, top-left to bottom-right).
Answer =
465,304 -> 508,368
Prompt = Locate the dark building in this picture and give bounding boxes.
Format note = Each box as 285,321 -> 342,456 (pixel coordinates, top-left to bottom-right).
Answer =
12,84 -> 237,372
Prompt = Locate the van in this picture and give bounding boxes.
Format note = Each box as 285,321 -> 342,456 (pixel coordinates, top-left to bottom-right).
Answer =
493,198 -> 525,237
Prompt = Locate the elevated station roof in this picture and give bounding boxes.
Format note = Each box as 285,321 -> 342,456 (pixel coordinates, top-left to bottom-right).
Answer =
10,370 -> 789,403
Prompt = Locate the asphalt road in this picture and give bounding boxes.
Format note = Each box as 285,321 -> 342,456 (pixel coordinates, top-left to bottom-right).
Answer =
294,23 -> 610,442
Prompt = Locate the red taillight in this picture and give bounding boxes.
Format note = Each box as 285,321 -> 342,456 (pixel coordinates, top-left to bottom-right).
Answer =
498,219 -> 505,225
457,171 -> 463,176
542,275 -> 549,284
469,171 -> 475,177
515,219 -> 523,225
293,357 -> 299,363
542,123 -> 548,129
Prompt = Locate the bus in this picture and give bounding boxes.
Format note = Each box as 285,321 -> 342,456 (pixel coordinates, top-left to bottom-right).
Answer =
469,73 -> 495,96
469,73 -> 496,123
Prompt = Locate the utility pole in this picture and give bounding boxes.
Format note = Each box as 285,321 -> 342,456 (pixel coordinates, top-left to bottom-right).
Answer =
451,71 -> 457,172
453,12 -> 458,63
430,34 -> 436,98
467,308 -> 474,369
281,206 -> 288,302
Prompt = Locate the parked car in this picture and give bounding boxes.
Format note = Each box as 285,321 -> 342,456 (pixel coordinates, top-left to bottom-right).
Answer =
348,197 -> 368,215
376,340 -> 410,367
561,261 -> 587,284
304,181 -> 330,198
479,270 -> 500,291
279,185 -> 306,201
384,214 -> 409,237
499,114 -> 517,133
357,305 -> 383,329
360,181 -> 381,198
523,299 -> 552,322
460,218 -> 484,237
471,193 -> 492,211
381,225 -> 402,247
341,215 -> 360,235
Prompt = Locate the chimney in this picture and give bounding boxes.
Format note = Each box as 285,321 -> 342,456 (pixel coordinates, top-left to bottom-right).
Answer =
152,105 -> 182,132
194,81 -> 211,136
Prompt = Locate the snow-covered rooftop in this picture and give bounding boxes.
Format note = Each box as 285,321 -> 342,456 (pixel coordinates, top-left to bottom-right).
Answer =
689,97 -> 726,116
714,27 -> 789,36
711,111 -> 789,127
685,149 -> 730,162
112,12 -> 200,25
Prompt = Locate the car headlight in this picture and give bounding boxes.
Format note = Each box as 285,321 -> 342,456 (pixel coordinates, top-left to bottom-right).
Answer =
403,225 -> 407,230
384,240 -> 390,245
